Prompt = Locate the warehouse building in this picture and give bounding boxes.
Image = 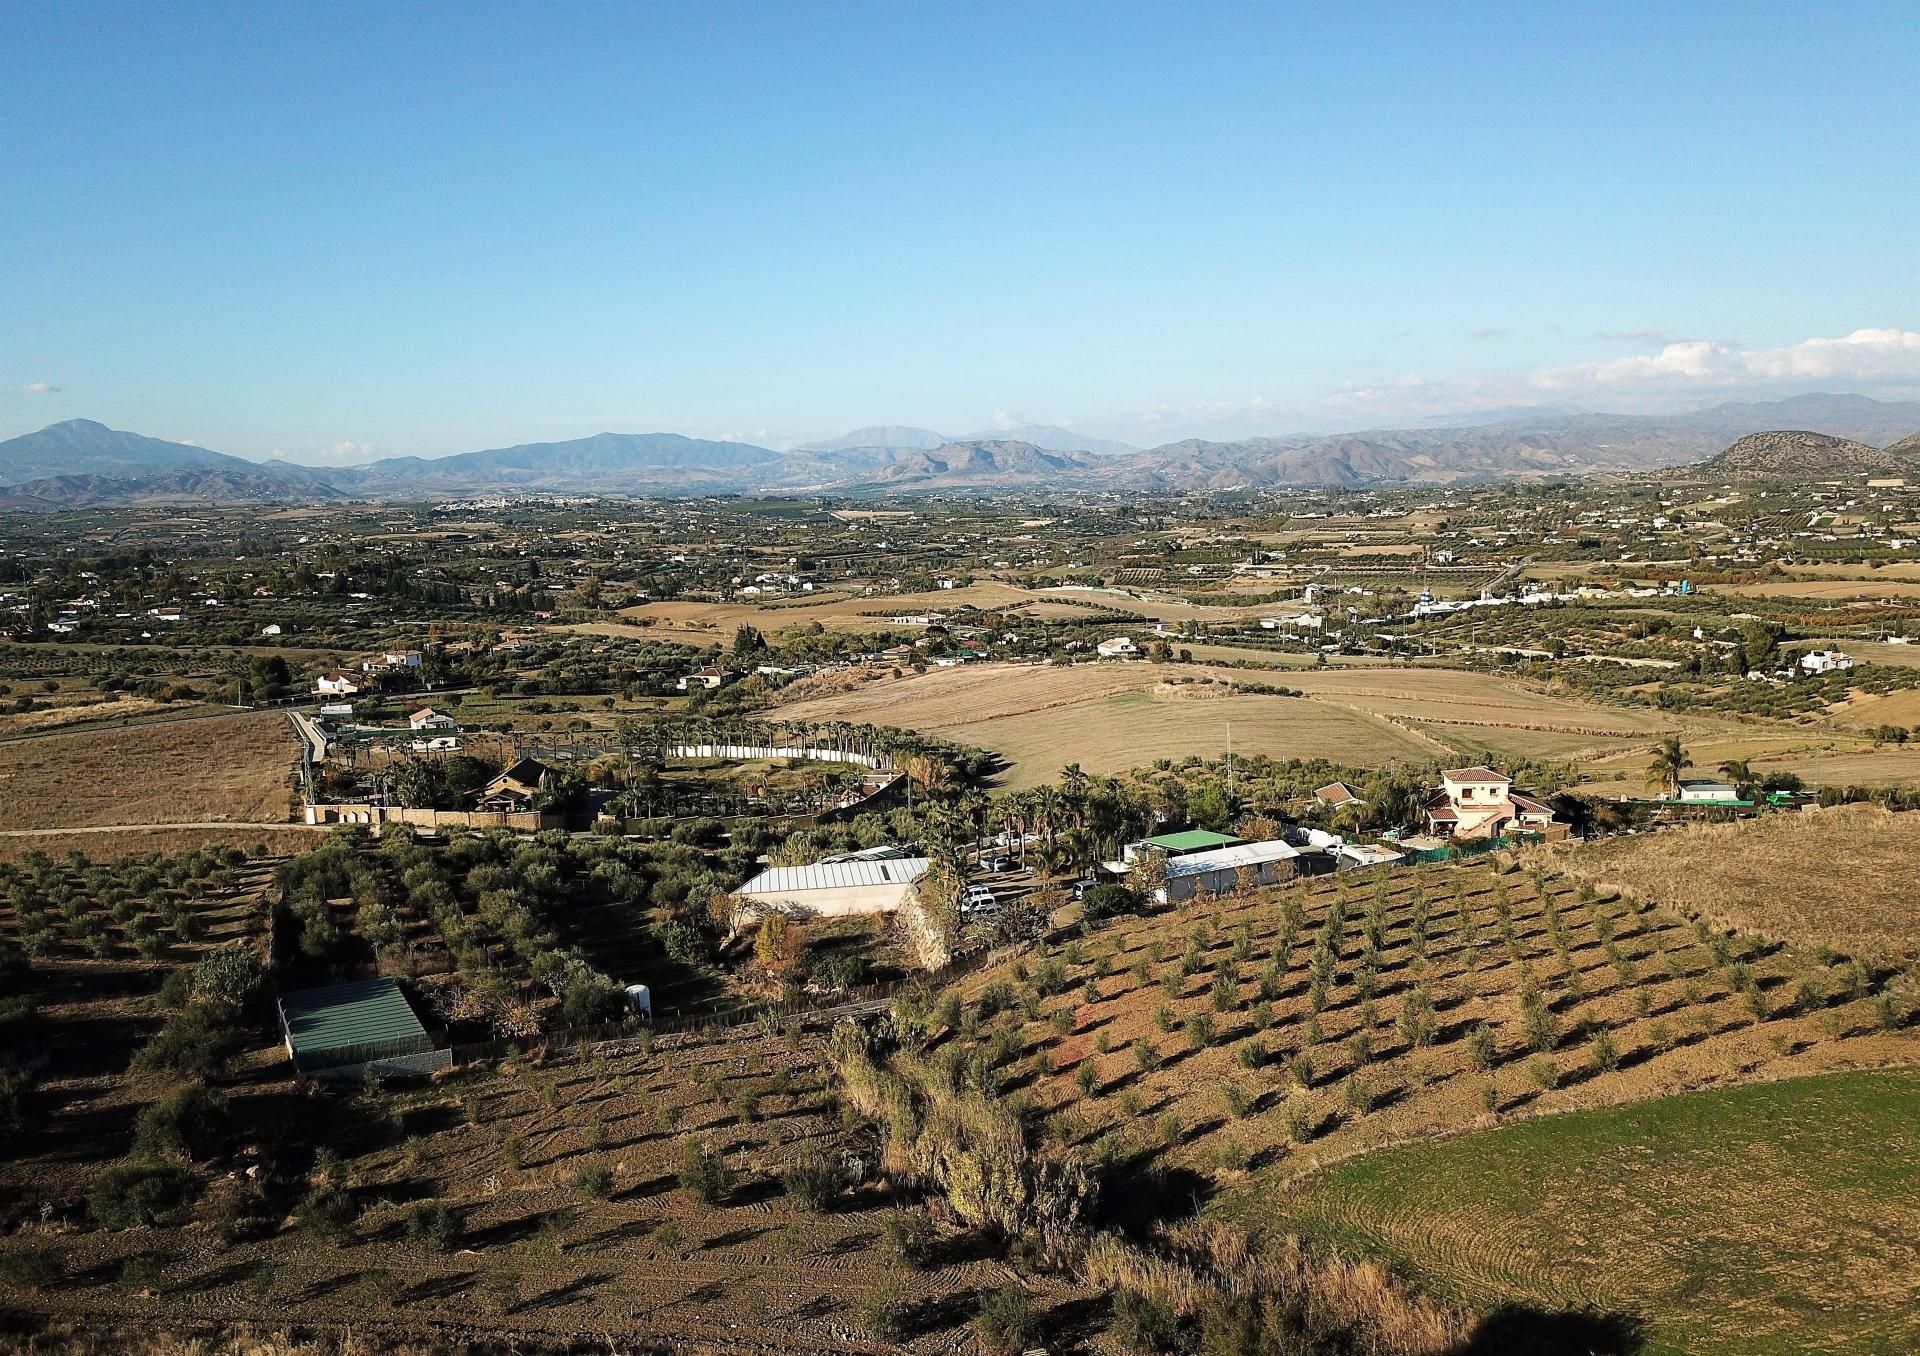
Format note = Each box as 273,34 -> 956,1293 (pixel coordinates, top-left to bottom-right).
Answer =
733,854 -> 931,918
278,977 -> 446,1080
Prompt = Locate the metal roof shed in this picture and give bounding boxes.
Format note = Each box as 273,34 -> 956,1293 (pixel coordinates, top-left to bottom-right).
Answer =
279,977 -> 433,1072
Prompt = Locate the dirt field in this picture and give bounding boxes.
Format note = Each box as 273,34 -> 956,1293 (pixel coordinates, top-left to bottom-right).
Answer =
775,662 -> 1435,787
0,711 -> 297,831
1237,1070 -> 1920,1356
1546,805 -> 1920,960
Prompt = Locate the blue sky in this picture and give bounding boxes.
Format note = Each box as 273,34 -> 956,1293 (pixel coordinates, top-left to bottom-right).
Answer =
4,1 -> 1917,461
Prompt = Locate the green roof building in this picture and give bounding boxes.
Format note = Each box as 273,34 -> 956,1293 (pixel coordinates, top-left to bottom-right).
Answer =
1131,829 -> 1244,858
279,977 -> 434,1072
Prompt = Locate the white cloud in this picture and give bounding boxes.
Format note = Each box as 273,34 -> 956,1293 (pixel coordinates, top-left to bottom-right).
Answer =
1595,328 -> 1671,343
990,409 -> 1024,430
1532,328 -> 1920,395
18,381 -> 60,395
290,439 -> 382,467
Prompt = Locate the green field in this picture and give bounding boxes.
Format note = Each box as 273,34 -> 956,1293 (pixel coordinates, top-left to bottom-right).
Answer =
1225,1070 -> 1920,1356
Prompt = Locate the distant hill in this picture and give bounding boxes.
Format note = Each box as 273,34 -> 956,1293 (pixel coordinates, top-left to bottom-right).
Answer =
3,467 -> 347,507
795,425 -> 951,454
0,419 -> 259,483
955,423 -> 1138,457
1699,430 -> 1911,478
846,440 -> 1099,489
9,394 -> 1920,506
333,431 -> 782,492
1884,431 -> 1920,460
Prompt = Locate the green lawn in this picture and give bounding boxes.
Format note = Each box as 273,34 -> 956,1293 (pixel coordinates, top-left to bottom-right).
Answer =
1223,1070 -> 1920,1356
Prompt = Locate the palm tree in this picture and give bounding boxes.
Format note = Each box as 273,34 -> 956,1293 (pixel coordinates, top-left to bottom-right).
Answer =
1719,759 -> 1757,801
1649,736 -> 1691,799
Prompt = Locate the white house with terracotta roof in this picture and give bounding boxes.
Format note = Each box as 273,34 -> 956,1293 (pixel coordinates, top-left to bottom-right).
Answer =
1424,766 -> 1558,840
409,706 -> 455,731
314,671 -> 361,698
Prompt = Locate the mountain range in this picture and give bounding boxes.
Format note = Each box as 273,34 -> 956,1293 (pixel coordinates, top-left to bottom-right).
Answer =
2,393 -> 1918,506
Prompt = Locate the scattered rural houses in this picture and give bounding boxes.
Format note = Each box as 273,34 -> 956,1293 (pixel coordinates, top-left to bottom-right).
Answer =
480,757 -> 555,810
409,706 -> 455,731
1313,780 -> 1365,809
362,649 -> 423,673
1800,649 -> 1855,675
677,665 -> 736,692
314,670 -> 361,698
1423,766 -> 1560,840
1096,635 -> 1141,658
731,854 -> 931,918
1154,839 -> 1302,903
1676,780 -> 1750,805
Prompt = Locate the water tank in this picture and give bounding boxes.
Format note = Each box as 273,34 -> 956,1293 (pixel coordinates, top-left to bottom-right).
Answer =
623,983 -> 652,1017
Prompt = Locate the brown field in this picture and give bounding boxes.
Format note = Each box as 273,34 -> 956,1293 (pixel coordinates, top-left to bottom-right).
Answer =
0,711 -> 297,831
775,662 -> 1434,787
1831,686 -> 1920,729
0,695 -> 176,737
1278,668 -> 1671,739
1723,579 -> 1920,601
1545,805 -> 1920,960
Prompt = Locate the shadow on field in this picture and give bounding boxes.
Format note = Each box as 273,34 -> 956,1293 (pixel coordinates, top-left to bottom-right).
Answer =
1452,1304 -> 1645,1355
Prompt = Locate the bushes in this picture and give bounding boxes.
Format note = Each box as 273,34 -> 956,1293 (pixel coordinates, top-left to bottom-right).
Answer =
133,1083 -> 231,1162
298,1182 -> 361,1240
404,1199 -> 463,1252
88,1160 -> 196,1229
677,1140 -> 733,1204
974,1285 -> 1038,1355
1111,1287 -> 1179,1352
572,1163 -> 615,1199
134,1005 -> 245,1079
781,1150 -> 841,1211
884,1210 -> 938,1268
860,1280 -> 911,1340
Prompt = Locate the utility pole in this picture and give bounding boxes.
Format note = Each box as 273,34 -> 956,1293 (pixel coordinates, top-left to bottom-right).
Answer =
1227,722 -> 1235,800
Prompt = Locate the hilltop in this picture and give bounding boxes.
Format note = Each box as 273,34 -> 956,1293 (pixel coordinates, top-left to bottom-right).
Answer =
1699,429 -> 1911,478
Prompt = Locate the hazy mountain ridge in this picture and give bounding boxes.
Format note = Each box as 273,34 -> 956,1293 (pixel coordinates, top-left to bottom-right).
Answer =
8,394 -> 1920,505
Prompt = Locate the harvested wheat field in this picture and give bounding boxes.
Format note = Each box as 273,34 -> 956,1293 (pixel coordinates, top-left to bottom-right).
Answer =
0,711 -> 296,831
1237,1069 -> 1920,1356
1546,805 -> 1920,960
776,662 -> 1433,787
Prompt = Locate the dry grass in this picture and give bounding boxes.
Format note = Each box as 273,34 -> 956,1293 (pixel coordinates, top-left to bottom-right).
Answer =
0,711 -> 296,831
1245,1069 -> 1920,1356
776,661 -> 1434,787
1546,805 -> 1920,959
0,695 -> 175,736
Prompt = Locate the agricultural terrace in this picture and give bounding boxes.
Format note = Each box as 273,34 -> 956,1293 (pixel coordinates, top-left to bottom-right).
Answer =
0,711 -> 297,832
1544,804 -> 1920,962
1239,1069 -> 1920,1356
930,859 -> 1916,1184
